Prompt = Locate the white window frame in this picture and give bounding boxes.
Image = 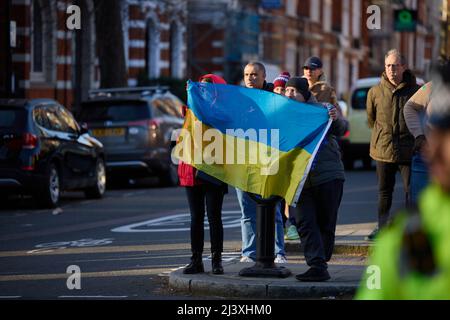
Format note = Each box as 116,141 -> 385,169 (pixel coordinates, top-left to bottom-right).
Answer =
286,0 -> 298,18
146,15 -> 161,79
310,0 -> 320,22
30,0 -> 45,82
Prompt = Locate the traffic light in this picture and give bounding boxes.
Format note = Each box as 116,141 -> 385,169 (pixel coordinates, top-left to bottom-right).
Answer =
394,9 -> 418,32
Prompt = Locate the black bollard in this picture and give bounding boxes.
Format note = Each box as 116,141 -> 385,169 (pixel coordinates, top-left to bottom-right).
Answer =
238,194 -> 291,278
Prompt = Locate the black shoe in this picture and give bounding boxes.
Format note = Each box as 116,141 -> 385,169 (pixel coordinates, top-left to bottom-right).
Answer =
365,228 -> 379,241
211,252 -> 224,275
183,253 -> 204,274
295,267 -> 330,282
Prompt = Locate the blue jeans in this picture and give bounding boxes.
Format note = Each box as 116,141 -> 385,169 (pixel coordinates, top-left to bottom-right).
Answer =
410,153 -> 429,206
235,188 -> 285,259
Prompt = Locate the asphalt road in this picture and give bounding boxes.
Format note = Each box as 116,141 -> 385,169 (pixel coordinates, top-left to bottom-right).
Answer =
0,166 -> 405,300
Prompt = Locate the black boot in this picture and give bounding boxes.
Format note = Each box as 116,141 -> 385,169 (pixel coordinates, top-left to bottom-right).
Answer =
211,252 -> 224,275
183,252 -> 204,274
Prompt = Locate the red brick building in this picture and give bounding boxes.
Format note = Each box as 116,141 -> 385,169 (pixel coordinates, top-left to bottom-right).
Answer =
1,0 -> 443,107
187,0 -> 441,97
0,0 -> 188,110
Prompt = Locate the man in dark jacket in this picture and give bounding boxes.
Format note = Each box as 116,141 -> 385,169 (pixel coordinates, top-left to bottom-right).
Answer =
366,49 -> 420,240
285,77 -> 348,281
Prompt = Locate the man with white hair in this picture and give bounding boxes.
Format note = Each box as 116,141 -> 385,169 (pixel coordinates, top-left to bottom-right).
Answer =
357,59 -> 450,299
366,49 -> 420,240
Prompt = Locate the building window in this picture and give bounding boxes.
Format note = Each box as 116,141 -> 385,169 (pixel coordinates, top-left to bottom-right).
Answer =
286,0 -> 298,17
32,0 -> 43,73
332,0 -> 342,32
297,0 -> 310,17
323,0 -> 332,32
30,0 -> 55,84
146,18 -> 159,78
310,0 -> 320,22
169,21 -> 182,79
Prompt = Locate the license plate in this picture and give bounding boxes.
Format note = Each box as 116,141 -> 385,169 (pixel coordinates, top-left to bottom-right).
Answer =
91,128 -> 125,137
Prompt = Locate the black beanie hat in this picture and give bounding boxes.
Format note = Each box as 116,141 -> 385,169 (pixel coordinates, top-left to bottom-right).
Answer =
285,77 -> 311,101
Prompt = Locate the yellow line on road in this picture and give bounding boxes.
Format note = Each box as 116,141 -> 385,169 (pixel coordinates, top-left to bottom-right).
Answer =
0,242 -> 242,258
0,267 -> 177,282
0,244 -> 189,257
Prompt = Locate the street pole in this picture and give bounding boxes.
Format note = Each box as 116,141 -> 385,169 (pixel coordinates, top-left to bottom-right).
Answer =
238,194 -> 291,278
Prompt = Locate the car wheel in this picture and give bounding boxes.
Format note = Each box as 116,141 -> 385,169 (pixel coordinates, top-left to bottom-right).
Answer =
84,159 -> 106,199
37,163 -> 60,208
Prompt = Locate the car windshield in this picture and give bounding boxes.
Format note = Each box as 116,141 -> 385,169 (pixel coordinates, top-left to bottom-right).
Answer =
351,88 -> 371,110
0,108 -> 26,130
78,101 -> 150,122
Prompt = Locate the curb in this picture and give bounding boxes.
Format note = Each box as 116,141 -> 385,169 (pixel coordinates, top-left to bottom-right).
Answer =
169,263 -> 364,299
284,241 -> 373,256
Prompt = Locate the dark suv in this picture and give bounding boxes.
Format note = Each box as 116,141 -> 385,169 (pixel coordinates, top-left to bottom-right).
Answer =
77,87 -> 184,186
0,99 -> 106,208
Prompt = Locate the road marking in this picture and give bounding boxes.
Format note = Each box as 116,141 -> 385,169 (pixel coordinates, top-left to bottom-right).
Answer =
111,210 -> 241,233
341,200 -> 403,205
344,184 -> 403,193
0,241 -> 242,258
52,208 -> 63,215
0,268 -> 172,282
122,192 -> 136,197
0,208 -> 186,241
59,296 -> 127,299
0,296 -> 22,299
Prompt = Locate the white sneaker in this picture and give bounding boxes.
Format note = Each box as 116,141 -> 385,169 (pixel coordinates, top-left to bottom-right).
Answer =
274,254 -> 288,264
240,256 -> 255,263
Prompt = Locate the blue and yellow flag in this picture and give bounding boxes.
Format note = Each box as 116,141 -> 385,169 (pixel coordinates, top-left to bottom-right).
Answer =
173,80 -> 331,206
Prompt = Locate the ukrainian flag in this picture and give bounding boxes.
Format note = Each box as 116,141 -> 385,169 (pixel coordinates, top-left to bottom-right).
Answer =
173,80 -> 331,206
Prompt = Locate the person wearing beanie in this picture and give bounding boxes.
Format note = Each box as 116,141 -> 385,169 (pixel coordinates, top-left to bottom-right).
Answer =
271,73 -> 296,239
285,77 -> 314,102
273,71 -> 291,95
357,60 -> 450,299
285,76 -> 348,282
303,56 -> 339,108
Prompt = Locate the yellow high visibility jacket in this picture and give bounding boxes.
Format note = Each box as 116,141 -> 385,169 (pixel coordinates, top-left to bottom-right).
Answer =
356,183 -> 450,300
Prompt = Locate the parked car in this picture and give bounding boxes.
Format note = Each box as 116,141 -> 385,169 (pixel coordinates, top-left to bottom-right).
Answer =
77,87 -> 184,187
0,98 -> 106,208
337,100 -> 348,119
340,77 -> 424,170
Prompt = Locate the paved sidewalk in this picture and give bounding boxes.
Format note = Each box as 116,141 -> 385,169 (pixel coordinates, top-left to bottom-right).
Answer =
285,222 -> 376,255
168,223 -> 375,299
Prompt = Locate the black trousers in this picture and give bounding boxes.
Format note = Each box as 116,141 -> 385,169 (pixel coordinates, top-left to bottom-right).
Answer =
294,179 -> 344,270
186,184 -> 225,254
376,161 -> 411,228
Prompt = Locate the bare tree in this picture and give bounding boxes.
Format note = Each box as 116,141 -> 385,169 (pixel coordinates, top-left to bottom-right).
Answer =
93,0 -> 127,88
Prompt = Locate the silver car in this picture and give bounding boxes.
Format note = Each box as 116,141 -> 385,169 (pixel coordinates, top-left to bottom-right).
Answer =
77,87 -> 184,187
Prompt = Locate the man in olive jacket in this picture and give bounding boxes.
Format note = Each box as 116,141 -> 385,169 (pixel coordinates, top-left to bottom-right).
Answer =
366,49 -> 420,240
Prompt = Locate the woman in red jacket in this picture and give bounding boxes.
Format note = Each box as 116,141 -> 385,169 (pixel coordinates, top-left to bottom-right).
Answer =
178,74 -> 228,274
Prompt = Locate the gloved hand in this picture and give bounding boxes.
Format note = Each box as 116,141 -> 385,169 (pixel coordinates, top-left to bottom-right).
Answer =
413,135 -> 427,153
